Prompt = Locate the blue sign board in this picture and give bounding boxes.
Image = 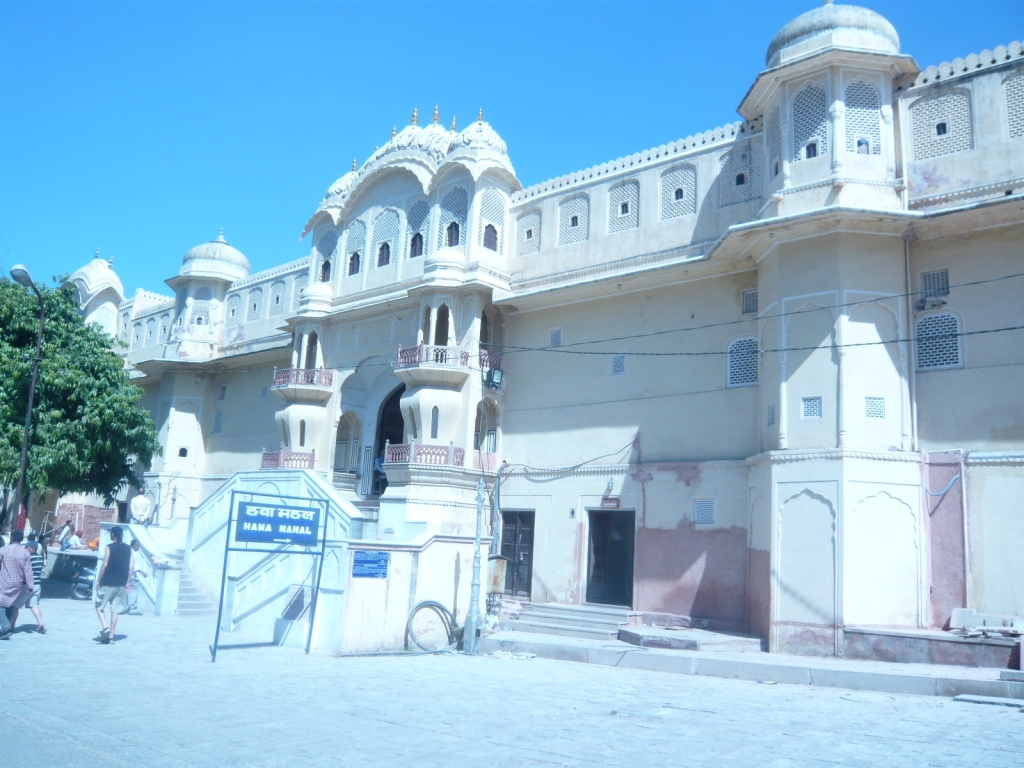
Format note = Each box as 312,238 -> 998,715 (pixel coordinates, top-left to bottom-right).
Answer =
235,502 -> 320,546
352,550 -> 389,578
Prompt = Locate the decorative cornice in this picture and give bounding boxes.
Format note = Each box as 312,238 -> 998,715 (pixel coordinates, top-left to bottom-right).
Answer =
745,449 -> 923,466
910,176 -> 1024,209
965,451 -> 1024,466
898,40 -> 1023,91
228,257 -> 311,292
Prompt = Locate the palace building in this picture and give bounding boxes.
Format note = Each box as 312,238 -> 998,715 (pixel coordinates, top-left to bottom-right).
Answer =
68,3 -> 1024,656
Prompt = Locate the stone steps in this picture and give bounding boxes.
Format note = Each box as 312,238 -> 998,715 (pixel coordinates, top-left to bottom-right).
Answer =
507,602 -> 634,641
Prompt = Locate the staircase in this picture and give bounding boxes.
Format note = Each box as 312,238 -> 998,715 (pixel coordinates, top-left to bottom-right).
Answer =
505,603 -> 634,640
166,548 -> 218,617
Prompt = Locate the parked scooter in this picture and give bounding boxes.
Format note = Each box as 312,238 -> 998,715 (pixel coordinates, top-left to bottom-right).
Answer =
71,564 -> 95,600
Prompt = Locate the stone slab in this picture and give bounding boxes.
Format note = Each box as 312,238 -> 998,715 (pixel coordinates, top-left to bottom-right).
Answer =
953,694 -> 1024,707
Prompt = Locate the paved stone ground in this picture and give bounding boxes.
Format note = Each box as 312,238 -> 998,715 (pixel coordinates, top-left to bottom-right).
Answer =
2,597 -> 1023,767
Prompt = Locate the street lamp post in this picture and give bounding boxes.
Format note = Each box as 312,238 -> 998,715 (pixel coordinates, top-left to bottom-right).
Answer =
10,265 -> 45,531
463,477 -> 486,654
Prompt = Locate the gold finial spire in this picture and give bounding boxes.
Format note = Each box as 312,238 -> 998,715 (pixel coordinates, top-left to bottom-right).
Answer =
411,107 -> 418,125
432,104 -> 439,124
94,247 -> 100,259
451,115 -> 457,131
477,107 -> 483,122
391,125 -> 397,138
352,158 -> 357,171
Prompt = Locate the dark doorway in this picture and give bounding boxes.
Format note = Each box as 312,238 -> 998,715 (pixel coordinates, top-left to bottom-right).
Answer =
586,510 -> 635,607
304,332 -> 318,369
373,385 -> 405,495
434,305 -> 449,346
501,511 -> 534,598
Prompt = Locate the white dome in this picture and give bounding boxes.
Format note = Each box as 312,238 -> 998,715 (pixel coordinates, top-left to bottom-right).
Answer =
766,3 -> 899,67
325,170 -> 357,200
68,257 -> 124,303
453,120 -> 508,155
177,230 -> 250,283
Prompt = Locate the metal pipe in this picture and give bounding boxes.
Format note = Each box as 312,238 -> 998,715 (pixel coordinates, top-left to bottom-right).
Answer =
488,460 -> 508,556
463,477 -> 485,654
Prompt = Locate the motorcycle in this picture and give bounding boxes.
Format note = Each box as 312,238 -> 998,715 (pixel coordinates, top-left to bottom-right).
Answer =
71,564 -> 95,600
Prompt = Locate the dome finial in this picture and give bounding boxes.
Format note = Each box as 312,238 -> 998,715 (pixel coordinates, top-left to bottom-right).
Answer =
94,247 -> 100,260
352,158 -> 357,171
824,0 -> 833,5
477,107 -> 483,122
451,115 -> 457,131
391,125 -> 397,138
432,104 -> 439,124
215,228 -> 227,244
411,107 -> 418,125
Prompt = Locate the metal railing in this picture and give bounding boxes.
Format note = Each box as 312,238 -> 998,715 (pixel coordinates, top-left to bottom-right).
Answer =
479,349 -> 503,371
396,344 -> 470,369
273,367 -> 334,387
261,449 -> 316,469
384,441 -> 465,467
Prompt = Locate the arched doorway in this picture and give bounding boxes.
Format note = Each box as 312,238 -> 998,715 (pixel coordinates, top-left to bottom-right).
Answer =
434,305 -> 450,346
373,385 -> 405,495
305,332 -> 319,369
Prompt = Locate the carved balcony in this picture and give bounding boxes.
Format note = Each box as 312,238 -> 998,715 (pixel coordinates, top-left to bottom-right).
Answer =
384,442 -> 466,467
271,367 -> 334,403
261,449 -> 316,470
394,344 -> 470,388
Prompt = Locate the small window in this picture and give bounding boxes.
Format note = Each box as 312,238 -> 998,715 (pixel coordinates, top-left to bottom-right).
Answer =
619,201 -> 629,216
570,215 -> 579,228
377,242 -> 390,267
229,307 -> 236,318
212,409 -> 224,434
320,260 -> 332,282
772,161 -> 780,176
727,337 -> 758,387
767,404 -> 776,426
178,447 -> 188,458
274,295 -> 281,306
865,397 -> 885,419
409,232 -> 423,258
856,138 -> 870,155
805,142 -> 818,159
299,420 -> 306,447
802,396 -> 823,420
486,430 -> 497,453
430,406 -> 439,440
735,173 -> 746,186
216,385 -> 226,401
446,221 -> 460,247
742,289 -> 758,315
549,328 -> 562,348
916,313 -> 961,369
195,317 -> 204,326
261,386 -> 269,399
483,224 -> 498,251
674,188 -> 684,201
935,122 -> 948,136
921,269 -> 950,299
525,228 -> 533,240
694,499 -> 716,525
349,252 -> 361,275
610,354 -> 626,376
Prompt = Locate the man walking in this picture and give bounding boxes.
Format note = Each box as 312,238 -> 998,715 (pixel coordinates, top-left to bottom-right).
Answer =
23,540 -> 46,633
0,530 -> 35,639
94,526 -> 132,645
126,538 -> 148,616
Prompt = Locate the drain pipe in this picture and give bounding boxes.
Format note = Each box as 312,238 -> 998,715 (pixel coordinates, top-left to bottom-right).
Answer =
488,461 -> 508,557
903,227 -> 919,452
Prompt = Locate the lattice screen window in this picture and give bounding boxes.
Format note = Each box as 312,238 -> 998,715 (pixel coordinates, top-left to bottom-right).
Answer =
246,287 -> 263,322
437,187 -> 468,250
131,323 -> 142,350
610,353 -> 626,376
727,337 -> 758,386
121,313 -> 130,340
742,289 -> 759,315
916,313 -> 961,369
268,281 -> 286,317
865,397 -> 885,419
921,269 -> 950,299
212,409 -> 224,434
766,106 -> 782,177
694,499 -> 716,525
558,195 -> 589,245
190,287 -> 212,327
226,295 -> 241,327
767,404 -> 776,426
371,209 -> 400,268
844,81 -> 882,155
345,219 -> 366,273
516,210 -> 541,256
477,188 -> 506,252
802,396 -> 823,419
719,146 -> 761,207
159,313 -> 170,341
315,230 -> 338,279
144,318 -> 155,346
1007,73 -> 1024,140
660,164 -> 696,219
406,200 -> 430,258
608,180 -> 639,233
792,82 -> 828,160
549,328 -> 562,347
910,91 -> 973,160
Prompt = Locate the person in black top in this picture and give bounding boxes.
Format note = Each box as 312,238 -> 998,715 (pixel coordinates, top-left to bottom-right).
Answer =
24,541 -> 46,633
94,526 -> 133,645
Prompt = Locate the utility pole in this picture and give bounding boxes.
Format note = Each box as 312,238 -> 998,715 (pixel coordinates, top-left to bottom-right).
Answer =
463,477 -> 485,654
9,265 -> 45,531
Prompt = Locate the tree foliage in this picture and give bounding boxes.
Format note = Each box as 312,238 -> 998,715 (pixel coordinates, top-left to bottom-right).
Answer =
0,277 -> 161,506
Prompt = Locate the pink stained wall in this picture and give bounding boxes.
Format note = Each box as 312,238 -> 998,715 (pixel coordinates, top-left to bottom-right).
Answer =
746,548 -> 771,640
635,518 -> 747,623
925,452 -> 967,629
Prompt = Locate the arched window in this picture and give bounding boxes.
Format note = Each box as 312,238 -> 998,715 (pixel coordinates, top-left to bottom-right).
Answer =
305,332 -> 318,370
377,242 -> 390,267
409,232 -> 423,258
727,337 -> 759,387
483,224 -> 498,251
446,221 -> 460,248
434,304 -> 450,347
348,252 -> 360,275
430,406 -> 439,440
735,173 -> 746,186
792,82 -> 828,161
674,188 -> 684,201
320,260 -> 332,282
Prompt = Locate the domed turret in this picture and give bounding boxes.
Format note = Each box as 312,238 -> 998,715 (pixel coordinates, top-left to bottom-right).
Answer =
445,110 -> 516,179
67,253 -> 124,337
178,229 -> 250,282
766,2 -> 899,68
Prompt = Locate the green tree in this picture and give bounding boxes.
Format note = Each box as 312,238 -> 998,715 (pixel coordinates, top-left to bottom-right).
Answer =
0,277 -> 161,522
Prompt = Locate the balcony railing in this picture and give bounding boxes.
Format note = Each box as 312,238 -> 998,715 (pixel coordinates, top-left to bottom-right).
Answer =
384,442 -> 465,467
273,367 -> 334,387
479,349 -> 502,371
396,344 -> 470,369
261,449 -> 316,470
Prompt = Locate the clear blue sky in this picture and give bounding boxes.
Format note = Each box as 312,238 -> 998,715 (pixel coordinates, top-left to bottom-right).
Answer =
1,0 -> 1020,297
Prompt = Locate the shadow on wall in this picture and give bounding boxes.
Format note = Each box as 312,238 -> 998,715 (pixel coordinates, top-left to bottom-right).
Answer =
635,518 -> 747,623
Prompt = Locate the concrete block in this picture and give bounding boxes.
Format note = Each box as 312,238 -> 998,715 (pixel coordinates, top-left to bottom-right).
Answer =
953,694 -> 1024,707
274,618 -> 309,649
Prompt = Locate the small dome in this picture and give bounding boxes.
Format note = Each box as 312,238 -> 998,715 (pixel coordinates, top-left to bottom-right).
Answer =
325,170 -> 357,200
182,230 -> 250,272
766,3 -> 899,67
68,256 -> 124,302
454,119 -> 508,156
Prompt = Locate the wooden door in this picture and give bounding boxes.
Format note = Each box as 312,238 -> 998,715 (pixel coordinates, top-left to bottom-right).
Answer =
501,511 -> 534,598
586,510 -> 635,607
